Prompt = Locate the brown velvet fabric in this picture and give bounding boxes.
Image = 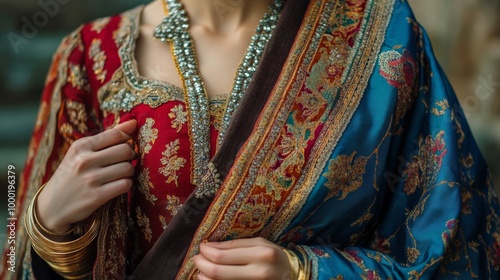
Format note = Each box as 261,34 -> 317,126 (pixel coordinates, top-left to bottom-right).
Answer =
130,0 -> 310,279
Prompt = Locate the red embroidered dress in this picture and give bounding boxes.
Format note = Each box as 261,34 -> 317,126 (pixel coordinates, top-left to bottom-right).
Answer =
3,1 -> 500,279
10,6 -> 227,276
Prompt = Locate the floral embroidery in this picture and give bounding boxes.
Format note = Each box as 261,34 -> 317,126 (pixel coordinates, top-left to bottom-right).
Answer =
91,17 -> 110,33
233,193 -> 276,232
379,48 -> 417,127
65,100 -> 88,133
402,131 -> 447,195
168,104 -> 188,132
343,249 -> 364,265
98,70 -> 184,114
363,270 -> 382,280
461,190 -> 473,215
166,195 -> 182,217
442,219 -> 458,249
323,152 -> 368,200
67,63 -> 88,90
431,99 -> 450,116
159,215 -> 168,230
406,247 -> 420,264
89,39 -> 107,82
489,232 -> 500,270
137,168 -> 158,205
311,247 -> 330,258
159,139 -> 186,187
136,207 -> 153,243
209,97 -> 227,132
138,118 -> 158,159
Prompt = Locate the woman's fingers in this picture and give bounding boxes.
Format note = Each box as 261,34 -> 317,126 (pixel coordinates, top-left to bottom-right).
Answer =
204,237 -> 274,249
194,255 -> 247,280
96,178 -> 134,204
33,121 -> 138,235
89,161 -> 135,186
194,238 -> 291,280
199,243 -> 279,265
92,143 -> 137,167
114,119 -> 137,135
82,120 -> 137,151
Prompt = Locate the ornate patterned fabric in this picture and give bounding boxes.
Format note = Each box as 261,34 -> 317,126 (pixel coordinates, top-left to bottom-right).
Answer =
1,0 -> 499,279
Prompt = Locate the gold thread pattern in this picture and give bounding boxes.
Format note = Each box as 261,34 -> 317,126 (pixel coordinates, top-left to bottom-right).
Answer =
158,139 -> 187,187
89,39 -> 108,83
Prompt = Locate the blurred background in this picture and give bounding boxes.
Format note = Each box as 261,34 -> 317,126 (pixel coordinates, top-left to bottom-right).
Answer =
0,0 -> 499,244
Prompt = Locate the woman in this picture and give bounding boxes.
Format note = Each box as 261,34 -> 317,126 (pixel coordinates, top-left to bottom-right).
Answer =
2,0 -> 499,279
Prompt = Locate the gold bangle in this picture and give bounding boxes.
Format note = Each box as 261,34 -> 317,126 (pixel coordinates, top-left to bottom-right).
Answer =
294,246 -> 312,280
25,183 -> 100,279
282,248 -> 301,280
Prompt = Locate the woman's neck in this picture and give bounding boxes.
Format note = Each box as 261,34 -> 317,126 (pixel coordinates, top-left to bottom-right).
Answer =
181,0 -> 272,34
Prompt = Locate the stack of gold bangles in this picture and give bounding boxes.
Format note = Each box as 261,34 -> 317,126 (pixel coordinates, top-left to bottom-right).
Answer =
25,183 -> 100,279
283,246 -> 312,280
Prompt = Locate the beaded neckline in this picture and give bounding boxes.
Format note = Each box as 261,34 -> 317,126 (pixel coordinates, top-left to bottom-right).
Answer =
153,0 -> 283,186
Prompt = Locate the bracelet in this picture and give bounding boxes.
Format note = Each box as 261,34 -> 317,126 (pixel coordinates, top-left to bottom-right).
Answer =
282,248 -> 300,280
282,246 -> 311,280
25,183 -> 100,279
294,246 -> 312,280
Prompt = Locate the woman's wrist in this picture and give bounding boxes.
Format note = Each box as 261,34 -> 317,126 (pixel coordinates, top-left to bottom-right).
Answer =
35,184 -> 74,239
25,183 -> 100,279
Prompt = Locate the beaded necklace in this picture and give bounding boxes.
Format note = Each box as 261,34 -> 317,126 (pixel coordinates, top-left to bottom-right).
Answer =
153,0 -> 282,185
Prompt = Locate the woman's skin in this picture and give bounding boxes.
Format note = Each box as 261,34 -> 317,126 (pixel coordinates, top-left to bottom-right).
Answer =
36,0 -> 291,279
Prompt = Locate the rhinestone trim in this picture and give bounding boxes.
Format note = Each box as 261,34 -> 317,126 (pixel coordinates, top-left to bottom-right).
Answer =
154,0 -> 283,187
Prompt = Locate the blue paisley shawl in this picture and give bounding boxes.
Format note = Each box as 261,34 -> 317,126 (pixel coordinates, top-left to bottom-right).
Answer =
1,0 -> 499,279
176,0 -> 500,279
274,1 -> 500,279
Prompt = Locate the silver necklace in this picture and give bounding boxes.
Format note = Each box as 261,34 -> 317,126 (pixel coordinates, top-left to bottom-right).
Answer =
153,0 -> 283,186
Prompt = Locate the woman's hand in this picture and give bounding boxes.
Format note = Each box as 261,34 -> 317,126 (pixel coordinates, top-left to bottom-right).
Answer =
194,237 -> 292,280
36,120 -> 138,234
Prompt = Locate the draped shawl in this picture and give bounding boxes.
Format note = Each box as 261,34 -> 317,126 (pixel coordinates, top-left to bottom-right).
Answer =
2,0 -> 499,279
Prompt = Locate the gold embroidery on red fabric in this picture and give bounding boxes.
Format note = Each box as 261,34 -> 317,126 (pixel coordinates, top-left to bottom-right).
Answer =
138,118 -> 158,159
58,122 -> 74,141
159,139 -> 187,187
136,207 -> 153,243
65,100 -> 88,133
34,101 -> 48,131
19,34 -> 86,278
159,215 -> 168,230
168,104 -> 188,132
166,194 -> 182,216
91,17 -> 111,33
67,63 -> 88,91
89,39 -> 108,83
93,7 -> 145,279
137,168 -> 158,204
97,70 -> 184,114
